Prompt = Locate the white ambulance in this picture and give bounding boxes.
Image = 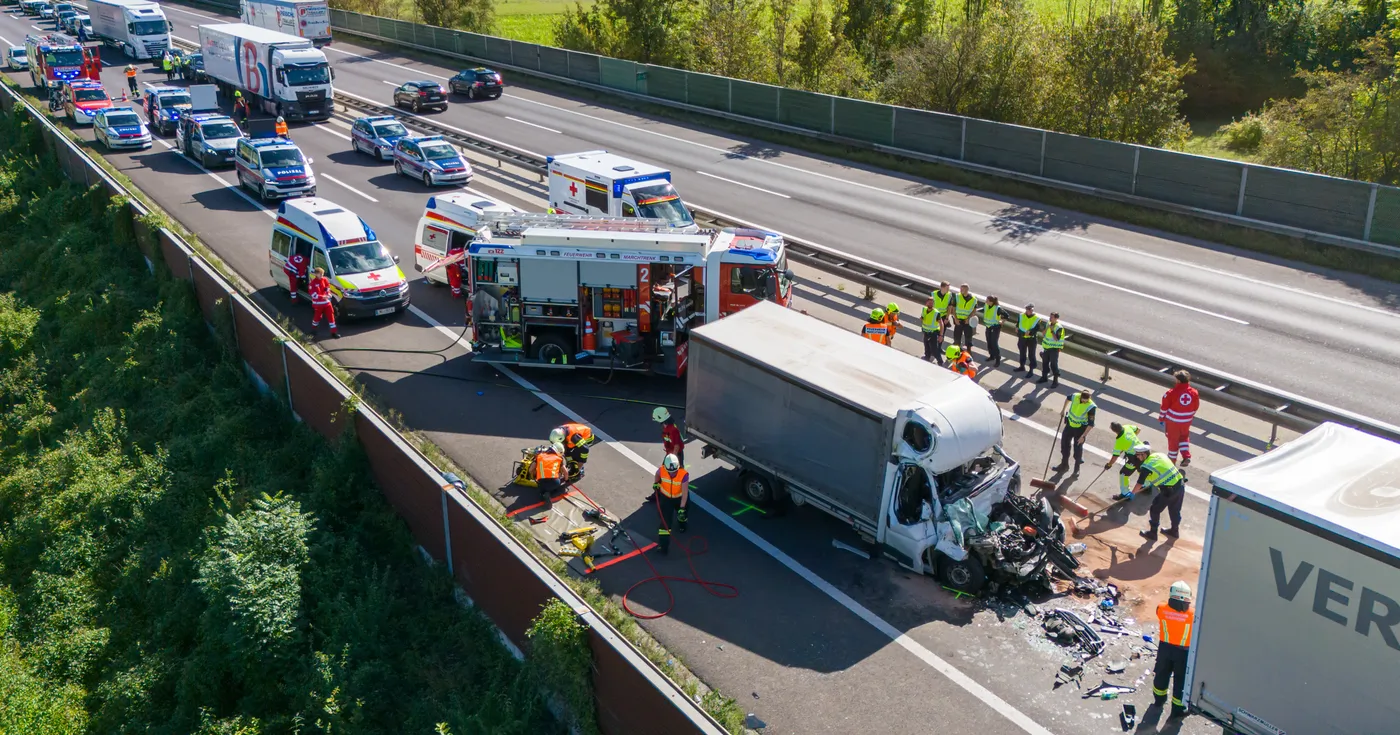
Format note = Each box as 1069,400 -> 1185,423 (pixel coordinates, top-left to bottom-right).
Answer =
412,192 -> 522,286
546,150 -> 695,228
267,198 -> 411,318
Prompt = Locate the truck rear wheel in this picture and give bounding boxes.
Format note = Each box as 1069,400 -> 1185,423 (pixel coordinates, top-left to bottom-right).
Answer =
739,472 -> 775,506
938,554 -> 986,595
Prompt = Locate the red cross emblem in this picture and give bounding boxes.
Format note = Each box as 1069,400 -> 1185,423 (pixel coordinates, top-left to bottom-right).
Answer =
366,272 -> 382,281
569,181 -> 578,197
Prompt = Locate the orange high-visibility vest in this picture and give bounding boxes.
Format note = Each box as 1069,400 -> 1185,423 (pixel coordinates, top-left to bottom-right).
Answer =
535,451 -> 563,480
861,322 -> 890,344
951,354 -> 977,379
655,467 -> 688,498
561,422 -> 593,449
1157,603 -> 1194,647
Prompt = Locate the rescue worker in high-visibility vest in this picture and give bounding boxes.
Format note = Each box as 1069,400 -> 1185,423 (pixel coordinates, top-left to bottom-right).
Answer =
162,52 -> 174,81
922,282 -> 953,363
533,441 -> 566,509
283,250 -> 308,302
882,302 -> 900,345
946,345 -> 977,379
233,90 -> 249,123
1051,390 -> 1096,472
653,453 -> 689,555
1153,581 -> 1195,720
951,283 -> 977,351
1038,311 -> 1067,387
307,267 -> 339,338
982,295 -> 1004,368
275,115 -> 288,137
1016,304 -> 1042,373
1105,422 -> 1144,499
125,64 -> 138,96
653,407 -> 685,467
1132,446 -> 1186,539
862,307 -> 890,345
550,422 -> 595,478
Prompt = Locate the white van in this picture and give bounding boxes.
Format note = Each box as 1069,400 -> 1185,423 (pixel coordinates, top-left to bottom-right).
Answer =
413,192 -> 522,286
268,198 -> 410,318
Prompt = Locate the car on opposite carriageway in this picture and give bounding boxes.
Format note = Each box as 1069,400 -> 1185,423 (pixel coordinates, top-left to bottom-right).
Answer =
349,114 -> 410,162
392,80 -> 447,113
447,67 -> 502,100
392,135 -> 471,187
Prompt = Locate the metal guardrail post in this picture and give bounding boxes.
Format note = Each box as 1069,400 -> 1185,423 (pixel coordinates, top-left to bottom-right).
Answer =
1131,148 -> 1140,194
1236,167 -> 1249,216
960,118 -> 967,160
1039,130 -> 1047,177
1364,183 -> 1378,242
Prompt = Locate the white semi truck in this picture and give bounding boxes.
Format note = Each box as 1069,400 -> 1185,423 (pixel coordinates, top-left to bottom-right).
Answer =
197,23 -> 332,121
240,0 -> 331,47
87,0 -> 170,62
547,150 -> 694,228
685,303 -> 1073,593
1187,422 -> 1400,735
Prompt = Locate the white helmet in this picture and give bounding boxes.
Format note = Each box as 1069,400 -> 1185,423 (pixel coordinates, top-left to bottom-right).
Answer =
1169,580 -> 1193,603
550,441 -> 565,456
549,427 -> 566,445
662,453 -> 680,471
1132,443 -> 1151,454
652,407 -> 671,423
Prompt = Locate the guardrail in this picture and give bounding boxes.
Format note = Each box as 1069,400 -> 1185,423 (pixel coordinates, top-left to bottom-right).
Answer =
326,89 -> 1400,448
0,77 -> 727,735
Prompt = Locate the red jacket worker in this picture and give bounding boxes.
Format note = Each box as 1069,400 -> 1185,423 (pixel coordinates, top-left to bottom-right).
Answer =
308,267 -> 339,339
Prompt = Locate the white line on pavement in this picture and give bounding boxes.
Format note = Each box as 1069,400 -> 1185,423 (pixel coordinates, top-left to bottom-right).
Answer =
321,173 -> 378,202
315,123 -> 352,141
336,89 -> 542,160
159,5 -> 217,19
696,170 -> 790,199
381,79 -> 398,86
398,304 -> 1057,735
504,116 -> 561,134
1048,268 -> 1250,326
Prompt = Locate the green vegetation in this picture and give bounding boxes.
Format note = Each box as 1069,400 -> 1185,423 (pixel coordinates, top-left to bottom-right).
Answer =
0,107 -> 562,733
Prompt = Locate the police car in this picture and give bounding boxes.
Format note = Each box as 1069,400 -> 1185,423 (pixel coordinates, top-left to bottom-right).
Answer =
143,86 -> 192,136
267,198 -> 410,318
349,115 -> 410,162
62,80 -> 111,125
176,112 -> 242,168
234,136 -> 316,202
392,135 -> 471,187
93,107 -> 151,150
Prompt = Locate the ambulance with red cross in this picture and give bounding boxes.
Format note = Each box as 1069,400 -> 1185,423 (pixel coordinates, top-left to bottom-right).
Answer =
546,150 -> 695,229
267,198 -> 411,318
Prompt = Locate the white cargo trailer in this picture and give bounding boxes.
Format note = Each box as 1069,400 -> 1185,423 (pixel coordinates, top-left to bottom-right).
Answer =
197,23 -> 332,121
1188,423 -> 1400,735
87,0 -> 169,62
240,0 -> 331,47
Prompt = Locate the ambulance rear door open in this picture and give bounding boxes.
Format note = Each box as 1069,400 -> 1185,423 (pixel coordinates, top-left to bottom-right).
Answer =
416,221 -> 475,285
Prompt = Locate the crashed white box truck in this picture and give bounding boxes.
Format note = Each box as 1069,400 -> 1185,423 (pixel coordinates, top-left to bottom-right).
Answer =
685,302 -> 1074,594
1188,422 -> 1400,735
87,0 -> 170,62
240,0 -> 331,47
197,23 -> 332,121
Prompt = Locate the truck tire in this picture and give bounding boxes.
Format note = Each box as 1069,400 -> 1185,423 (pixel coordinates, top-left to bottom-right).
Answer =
739,471 -> 775,506
938,554 -> 986,594
532,334 -> 572,365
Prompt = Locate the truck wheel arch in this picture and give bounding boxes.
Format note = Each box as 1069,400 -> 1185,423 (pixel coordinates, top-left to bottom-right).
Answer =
738,470 -> 787,508
529,330 -> 575,364
938,553 -> 986,594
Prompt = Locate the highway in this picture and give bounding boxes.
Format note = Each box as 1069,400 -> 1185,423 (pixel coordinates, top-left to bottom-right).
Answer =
142,0 -> 1400,426
0,6 -> 1291,733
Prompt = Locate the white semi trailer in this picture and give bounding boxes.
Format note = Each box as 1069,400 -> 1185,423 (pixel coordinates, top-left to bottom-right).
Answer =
240,0 -> 331,47
197,23 -> 332,121
1188,422 -> 1400,735
87,0 -> 170,62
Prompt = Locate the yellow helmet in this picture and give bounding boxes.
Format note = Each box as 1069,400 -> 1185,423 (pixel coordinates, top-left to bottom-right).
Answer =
870,307 -> 886,321
885,302 -> 899,314
946,345 -> 961,360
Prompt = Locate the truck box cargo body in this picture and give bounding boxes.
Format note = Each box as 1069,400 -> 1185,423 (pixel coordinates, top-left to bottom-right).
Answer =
1188,423 -> 1400,735
197,23 -> 332,121
87,0 -> 169,61
240,0 -> 331,47
687,303 -> 1037,590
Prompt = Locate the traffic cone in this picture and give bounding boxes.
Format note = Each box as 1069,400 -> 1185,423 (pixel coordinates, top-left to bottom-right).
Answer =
119,89 -> 127,102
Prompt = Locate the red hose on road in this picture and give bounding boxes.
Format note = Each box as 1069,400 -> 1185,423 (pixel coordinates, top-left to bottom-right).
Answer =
570,486 -> 738,620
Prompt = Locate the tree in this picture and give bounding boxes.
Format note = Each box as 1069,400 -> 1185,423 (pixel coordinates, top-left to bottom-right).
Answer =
769,0 -> 799,85
789,0 -> 871,94
691,0 -> 772,80
840,0 -> 899,68
603,0 -> 693,65
413,0 -> 494,30
553,2 -> 622,57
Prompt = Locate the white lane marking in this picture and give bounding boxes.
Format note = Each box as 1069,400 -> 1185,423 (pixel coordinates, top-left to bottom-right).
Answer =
399,306 -> 1056,735
504,116 -> 561,134
325,45 -> 450,80
129,102 -> 275,217
381,79 -> 399,86
1049,268 -> 1250,326
506,93 -> 1400,318
321,173 -> 378,202
159,5 -> 217,19
696,170 -> 790,199
315,123 -> 352,141
31,24 -> 44,31
337,89 -> 542,160
0,34 -> 14,47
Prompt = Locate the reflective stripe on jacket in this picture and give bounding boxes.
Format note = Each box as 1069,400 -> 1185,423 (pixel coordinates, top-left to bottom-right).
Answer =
1157,603 -> 1194,647
1042,324 -> 1067,349
983,305 -> 1002,327
954,294 -> 976,319
1161,384 -> 1200,423
655,467 -> 688,498
535,451 -> 563,480
1140,453 -> 1183,489
1066,396 -> 1096,428
1112,425 -> 1140,457
309,277 -> 332,305
861,322 -> 890,343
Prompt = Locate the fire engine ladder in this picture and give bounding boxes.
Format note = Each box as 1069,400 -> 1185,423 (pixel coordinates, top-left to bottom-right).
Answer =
476,212 -> 700,238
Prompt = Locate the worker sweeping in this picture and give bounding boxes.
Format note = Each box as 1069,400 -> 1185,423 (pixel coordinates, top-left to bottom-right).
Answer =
1159,370 -> 1199,467
1131,445 -> 1185,538
1105,422 -> 1143,498
653,407 -> 685,467
946,345 -> 976,379
1051,390 -> 1096,473
653,453 -> 688,555
882,302 -> 900,345
1153,581 -> 1195,719
550,422 -> 595,479
861,307 -> 890,345
534,441 -> 567,509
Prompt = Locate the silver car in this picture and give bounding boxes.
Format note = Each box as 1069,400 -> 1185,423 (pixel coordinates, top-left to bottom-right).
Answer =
93,108 -> 152,151
6,47 -> 27,72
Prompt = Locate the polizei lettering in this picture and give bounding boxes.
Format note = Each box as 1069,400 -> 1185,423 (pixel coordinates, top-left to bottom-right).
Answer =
1270,548 -> 1400,652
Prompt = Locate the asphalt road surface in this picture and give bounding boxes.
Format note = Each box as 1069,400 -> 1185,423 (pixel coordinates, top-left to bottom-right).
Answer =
0,6 -> 1299,733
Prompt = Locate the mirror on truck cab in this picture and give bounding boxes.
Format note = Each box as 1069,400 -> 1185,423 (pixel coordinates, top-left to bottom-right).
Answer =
900,417 -> 935,455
